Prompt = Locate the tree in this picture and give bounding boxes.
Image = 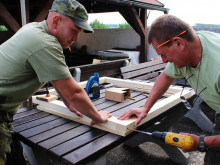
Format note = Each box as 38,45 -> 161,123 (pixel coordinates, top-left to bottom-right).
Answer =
119,23 -> 131,29
0,25 -> 8,31
89,19 -> 109,29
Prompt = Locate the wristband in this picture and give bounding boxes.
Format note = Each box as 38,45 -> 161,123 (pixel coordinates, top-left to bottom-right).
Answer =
198,135 -> 207,152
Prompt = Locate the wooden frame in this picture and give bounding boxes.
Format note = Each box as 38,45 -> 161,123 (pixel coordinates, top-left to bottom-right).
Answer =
32,77 -> 192,136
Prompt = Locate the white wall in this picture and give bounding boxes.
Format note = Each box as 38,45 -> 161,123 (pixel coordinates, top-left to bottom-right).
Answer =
71,28 -> 159,62
72,28 -> 140,54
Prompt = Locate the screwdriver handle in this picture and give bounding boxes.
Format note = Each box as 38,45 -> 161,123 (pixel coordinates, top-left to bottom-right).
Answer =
165,132 -> 194,149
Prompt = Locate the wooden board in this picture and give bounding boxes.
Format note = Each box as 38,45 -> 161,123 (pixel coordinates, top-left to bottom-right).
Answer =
33,77 -> 192,136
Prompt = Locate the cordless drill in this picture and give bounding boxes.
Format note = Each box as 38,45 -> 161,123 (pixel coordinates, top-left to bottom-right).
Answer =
133,130 -> 194,149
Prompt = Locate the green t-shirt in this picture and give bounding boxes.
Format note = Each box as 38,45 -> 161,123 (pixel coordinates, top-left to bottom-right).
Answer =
0,21 -> 71,114
165,31 -> 220,112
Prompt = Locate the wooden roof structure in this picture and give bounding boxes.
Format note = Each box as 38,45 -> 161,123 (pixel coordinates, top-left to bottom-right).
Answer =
0,0 -> 168,62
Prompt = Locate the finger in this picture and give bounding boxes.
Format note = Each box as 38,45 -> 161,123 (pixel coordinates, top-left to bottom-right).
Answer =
75,111 -> 83,118
135,115 -> 145,126
135,118 -> 141,126
89,120 -> 96,126
118,113 -> 127,119
70,109 -> 83,117
118,111 -> 133,120
108,113 -> 112,118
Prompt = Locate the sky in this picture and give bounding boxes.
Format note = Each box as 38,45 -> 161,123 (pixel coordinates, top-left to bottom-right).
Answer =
88,0 -> 220,26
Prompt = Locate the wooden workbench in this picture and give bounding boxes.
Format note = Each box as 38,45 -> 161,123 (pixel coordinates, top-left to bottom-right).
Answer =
13,82 -> 191,165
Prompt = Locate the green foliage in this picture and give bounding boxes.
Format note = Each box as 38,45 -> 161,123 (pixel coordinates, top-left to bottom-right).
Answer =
193,23 -> 220,28
89,19 -> 132,29
119,23 -> 131,29
89,19 -> 109,29
0,25 -> 8,31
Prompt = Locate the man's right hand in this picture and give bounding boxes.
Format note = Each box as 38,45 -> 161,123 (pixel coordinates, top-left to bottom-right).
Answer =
118,107 -> 148,126
90,110 -> 112,125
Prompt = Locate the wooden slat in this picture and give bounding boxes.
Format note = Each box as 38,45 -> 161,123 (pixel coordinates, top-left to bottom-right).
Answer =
132,72 -> 159,81
14,115 -> 60,132
122,63 -> 166,79
19,117 -> 69,138
50,129 -> 106,159
121,60 -> 163,73
38,125 -> 92,149
29,122 -> 80,143
62,133 -> 120,165
13,111 -> 49,126
13,109 -> 40,120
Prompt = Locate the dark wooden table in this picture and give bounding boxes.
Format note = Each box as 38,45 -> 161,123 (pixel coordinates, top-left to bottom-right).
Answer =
13,84 -> 187,165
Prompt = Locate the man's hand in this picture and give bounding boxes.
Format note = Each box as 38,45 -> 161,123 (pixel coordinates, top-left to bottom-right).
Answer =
117,107 -> 147,126
179,133 -> 200,152
90,110 -> 112,125
68,105 -> 83,117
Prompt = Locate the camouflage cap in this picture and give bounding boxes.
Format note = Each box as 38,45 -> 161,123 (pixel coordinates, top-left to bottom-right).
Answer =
50,0 -> 93,33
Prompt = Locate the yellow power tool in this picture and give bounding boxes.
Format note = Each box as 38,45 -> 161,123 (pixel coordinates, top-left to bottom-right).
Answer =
133,130 -> 194,149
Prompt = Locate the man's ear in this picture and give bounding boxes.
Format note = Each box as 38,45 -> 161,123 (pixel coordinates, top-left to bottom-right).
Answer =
173,37 -> 184,48
52,16 -> 61,29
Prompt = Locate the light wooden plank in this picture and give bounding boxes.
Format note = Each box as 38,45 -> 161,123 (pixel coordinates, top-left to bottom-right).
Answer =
33,97 -> 136,136
49,77 -> 182,97
104,77 -> 182,96
33,77 -> 192,136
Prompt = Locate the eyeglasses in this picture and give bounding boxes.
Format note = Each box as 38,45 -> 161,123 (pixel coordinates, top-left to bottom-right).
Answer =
157,30 -> 187,48
179,74 -> 207,110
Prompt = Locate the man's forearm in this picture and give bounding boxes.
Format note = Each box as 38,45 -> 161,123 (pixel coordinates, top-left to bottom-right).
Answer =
52,78 -> 103,122
205,135 -> 220,148
143,71 -> 174,112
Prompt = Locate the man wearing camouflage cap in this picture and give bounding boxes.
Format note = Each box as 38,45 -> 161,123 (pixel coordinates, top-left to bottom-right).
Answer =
0,0 -> 111,164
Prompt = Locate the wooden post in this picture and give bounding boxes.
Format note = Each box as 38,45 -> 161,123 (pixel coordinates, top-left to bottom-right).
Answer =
140,8 -> 147,63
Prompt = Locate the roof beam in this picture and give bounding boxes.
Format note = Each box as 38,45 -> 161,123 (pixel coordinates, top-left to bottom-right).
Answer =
34,0 -> 54,22
95,0 -> 168,12
140,8 -> 148,62
0,2 -> 21,33
119,7 -> 147,62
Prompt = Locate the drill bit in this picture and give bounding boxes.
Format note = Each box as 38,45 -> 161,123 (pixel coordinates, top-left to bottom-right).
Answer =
130,129 -> 152,135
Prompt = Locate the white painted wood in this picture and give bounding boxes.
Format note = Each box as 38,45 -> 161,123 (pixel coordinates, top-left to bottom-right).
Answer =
33,97 -> 136,136
49,77 -> 182,97
104,77 -> 181,95
33,77 -> 192,136
34,89 -> 191,136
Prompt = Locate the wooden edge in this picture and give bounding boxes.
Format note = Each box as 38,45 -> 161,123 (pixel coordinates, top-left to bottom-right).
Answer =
32,88 -> 192,136
104,77 -> 182,95
48,77 -> 183,97
138,89 -> 192,126
33,96 -> 136,136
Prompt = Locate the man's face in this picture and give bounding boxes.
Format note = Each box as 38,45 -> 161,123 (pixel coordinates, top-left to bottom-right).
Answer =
55,16 -> 83,48
152,39 -> 188,68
